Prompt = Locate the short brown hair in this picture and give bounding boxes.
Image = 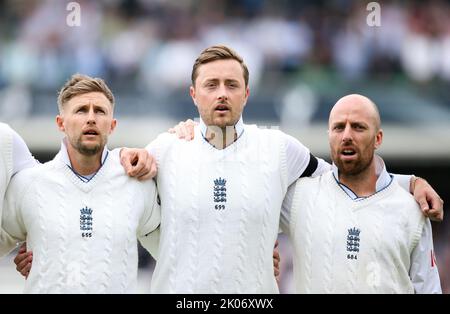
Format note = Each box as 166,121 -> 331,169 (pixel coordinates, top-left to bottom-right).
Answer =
191,45 -> 249,87
57,74 -> 115,113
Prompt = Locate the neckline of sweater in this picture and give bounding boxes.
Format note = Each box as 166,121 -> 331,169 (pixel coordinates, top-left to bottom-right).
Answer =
55,151 -> 110,192
327,171 -> 397,208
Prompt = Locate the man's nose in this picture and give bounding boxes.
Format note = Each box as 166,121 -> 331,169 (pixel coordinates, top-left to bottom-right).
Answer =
342,124 -> 352,142
217,84 -> 228,101
87,108 -> 96,124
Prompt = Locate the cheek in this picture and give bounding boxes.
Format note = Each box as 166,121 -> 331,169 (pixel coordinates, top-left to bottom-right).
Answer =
64,120 -> 77,132
329,136 -> 339,148
200,102 -> 214,114
101,120 -> 113,130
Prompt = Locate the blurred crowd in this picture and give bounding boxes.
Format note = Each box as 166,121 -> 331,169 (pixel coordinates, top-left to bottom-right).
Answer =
0,0 -> 449,120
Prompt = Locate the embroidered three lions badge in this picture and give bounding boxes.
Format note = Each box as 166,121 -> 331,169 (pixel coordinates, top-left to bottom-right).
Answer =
80,207 -> 93,238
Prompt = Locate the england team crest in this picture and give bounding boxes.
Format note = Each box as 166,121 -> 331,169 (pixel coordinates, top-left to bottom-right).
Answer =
80,207 -> 93,238
213,177 -> 227,210
346,227 -> 360,260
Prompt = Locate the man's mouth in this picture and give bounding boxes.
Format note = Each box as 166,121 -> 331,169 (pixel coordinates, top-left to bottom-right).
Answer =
341,149 -> 356,156
215,104 -> 230,112
340,147 -> 357,159
83,130 -> 99,136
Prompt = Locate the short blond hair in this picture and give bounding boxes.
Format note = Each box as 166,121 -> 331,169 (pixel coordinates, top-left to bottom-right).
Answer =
57,74 -> 115,113
191,45 -> 249,87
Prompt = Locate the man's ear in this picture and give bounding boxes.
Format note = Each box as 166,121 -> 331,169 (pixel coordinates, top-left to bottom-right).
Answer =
190,86 -> 197,107
243,86 -> 250,107
109,119 -> 117,134
374,129 -> 383,149
56,115 -> 65,132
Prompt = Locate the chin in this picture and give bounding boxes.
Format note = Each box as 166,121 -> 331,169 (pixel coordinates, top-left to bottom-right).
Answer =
211,120 -> 229,128
79,144 -> 101,156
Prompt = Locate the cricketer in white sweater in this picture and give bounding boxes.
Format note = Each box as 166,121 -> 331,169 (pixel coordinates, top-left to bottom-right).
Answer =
281,156 -> 442,293
0,124 -> 14,218
146,117 -> 333,293
0,140 -> 161,293
146,117 -> 428,294
0,123 -> 37,247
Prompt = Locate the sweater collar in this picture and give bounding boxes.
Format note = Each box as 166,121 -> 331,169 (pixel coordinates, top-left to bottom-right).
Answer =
332,155 -> 393,201
59,138 -> 109,182
199,116 -> 245,143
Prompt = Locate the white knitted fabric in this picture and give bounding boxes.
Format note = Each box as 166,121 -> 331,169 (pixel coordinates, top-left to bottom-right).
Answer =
288,171 -> 425,293
0,123 -> 14,254
148,125 -> 288,293
1,149 -> 160,293
0,123 -> 13,193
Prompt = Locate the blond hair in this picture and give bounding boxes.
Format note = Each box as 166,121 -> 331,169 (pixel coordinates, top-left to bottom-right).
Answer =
57,74 -> 115,113
191,45 -> 249,87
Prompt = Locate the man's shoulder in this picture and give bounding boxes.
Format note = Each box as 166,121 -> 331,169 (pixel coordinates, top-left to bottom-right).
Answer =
296,169 -> 332,187
386,179 -> 423,212
294,171 -> 334,198
154,132 -> 179,145
248,126 -> 306,148
0,122 -> 12,134
8,162 -> 51,192
146,132 -> 181,153
106,150 -> 157,191
244,125 -> 292,144
291,171 -> 332,200
0,123 -> 13,148
245,124 -> 282,135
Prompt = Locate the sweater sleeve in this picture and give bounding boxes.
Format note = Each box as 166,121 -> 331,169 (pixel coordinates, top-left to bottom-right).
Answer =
280,182 -> 296,234
137,179 -> 161,237
409,219 -> 442,294
283,132 -> 330,185
137,178 -> 161,259
0,173 -> 28,257
11,127 -> 38,175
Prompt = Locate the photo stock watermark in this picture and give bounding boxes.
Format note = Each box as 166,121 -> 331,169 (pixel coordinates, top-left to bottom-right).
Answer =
366,2 -> 381,27
66,2 -> 81,27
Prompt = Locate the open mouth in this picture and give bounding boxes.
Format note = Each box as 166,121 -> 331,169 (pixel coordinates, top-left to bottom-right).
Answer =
215,104 -> 230,112
341,149 -> 356,156
83,130 -> 99,136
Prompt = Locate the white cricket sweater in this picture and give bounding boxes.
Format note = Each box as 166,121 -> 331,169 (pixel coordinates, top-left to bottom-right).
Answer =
1,148 -> 160,293
0,123 -> 13,206
0,123 -> 14,251
288,171 -> 426,293
148,125 -> 288,293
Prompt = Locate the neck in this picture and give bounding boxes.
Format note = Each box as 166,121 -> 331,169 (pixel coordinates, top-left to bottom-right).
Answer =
205,125 -> 237,150
338,161 -> 377,197
66,144 -> 103,176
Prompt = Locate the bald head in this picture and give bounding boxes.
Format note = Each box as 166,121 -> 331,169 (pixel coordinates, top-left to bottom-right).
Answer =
328,94 -> 383,178
329,94 -> 381,131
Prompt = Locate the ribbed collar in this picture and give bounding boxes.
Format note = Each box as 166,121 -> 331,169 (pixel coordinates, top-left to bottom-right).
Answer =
199,116 -> 245,143
59,138 -> 109,182
332,155 -> 393,201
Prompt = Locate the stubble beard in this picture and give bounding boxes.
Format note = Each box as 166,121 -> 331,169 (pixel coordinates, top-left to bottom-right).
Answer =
73,135 -> 106,156
334,152 -> 374,177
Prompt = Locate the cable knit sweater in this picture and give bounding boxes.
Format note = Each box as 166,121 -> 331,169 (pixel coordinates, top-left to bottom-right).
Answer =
1,149 -> 160,293
288,171 -> 425,293
0,123 -> 14,252
147,125 -> 288,293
